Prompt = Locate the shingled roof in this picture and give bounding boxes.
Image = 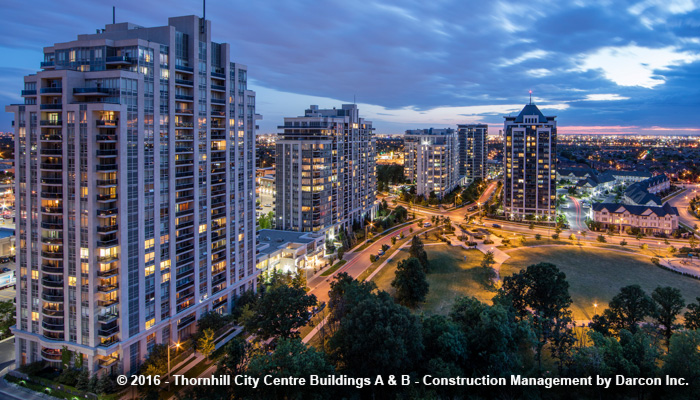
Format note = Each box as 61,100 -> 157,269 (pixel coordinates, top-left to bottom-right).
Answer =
592,202 -> 679,217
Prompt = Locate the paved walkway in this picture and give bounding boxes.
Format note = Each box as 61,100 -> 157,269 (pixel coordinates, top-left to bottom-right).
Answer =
659,258 -> 700,278
445,234 -> 510,279
0,380 -> 61,400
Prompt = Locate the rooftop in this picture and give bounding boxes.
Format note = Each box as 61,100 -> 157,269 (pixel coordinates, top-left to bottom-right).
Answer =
257,229 -> 319,257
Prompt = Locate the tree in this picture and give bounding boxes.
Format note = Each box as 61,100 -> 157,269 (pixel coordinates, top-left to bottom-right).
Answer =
497,263 -> 574,372
241,276 -> 318,340
685,297 -> 700,330
480,251 -> 497,287
247,338 -> 335,400
569,233 -> 576,241
620,239 -> 628,246
662,330 -> 700,398
217,337 -> 249,376
409,235 -> 430,272
600,285 -> 655,335
529,222 -> 535,230
636,231 -> 645,245
651,286 -> 685,346
327,290 -> 423,378
597,235 -> 606,243
392,257 -> 429,308
337,247 -> 345,261
198,328 -> 215,360
690,235 -> 698,252
535,233 -> 542,240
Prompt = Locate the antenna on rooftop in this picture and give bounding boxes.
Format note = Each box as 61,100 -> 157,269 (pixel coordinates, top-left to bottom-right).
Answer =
529,90 -> 532,105
112,6 -> 115,24
353,94 -> 356,105
203,0 -> 206,20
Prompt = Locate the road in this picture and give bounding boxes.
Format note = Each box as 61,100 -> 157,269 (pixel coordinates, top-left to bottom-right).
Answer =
0,286 -> 15,302
0,336 -> 15,372
565,196 -> 588,232
667,184 -> 699,231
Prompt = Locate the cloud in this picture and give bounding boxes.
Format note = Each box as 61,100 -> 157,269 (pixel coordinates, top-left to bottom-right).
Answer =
577,45 -> 700,88
582,94 -> 631,101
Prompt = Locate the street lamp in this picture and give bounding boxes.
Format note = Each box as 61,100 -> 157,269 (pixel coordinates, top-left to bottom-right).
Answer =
167,341 -> 181,390
365,222 -> 374,241
593,302 -> 598,315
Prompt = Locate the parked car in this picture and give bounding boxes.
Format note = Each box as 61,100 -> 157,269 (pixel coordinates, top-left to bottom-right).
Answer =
424,222 -> 432,227
1,267 -> 10,273
492,224 -> 501,228
561,204 -> 569,209
377,250 -> 385,256
0,257 -> 9,264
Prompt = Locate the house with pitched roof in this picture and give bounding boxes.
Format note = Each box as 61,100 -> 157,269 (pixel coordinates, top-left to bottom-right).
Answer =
591,202 -> 679,235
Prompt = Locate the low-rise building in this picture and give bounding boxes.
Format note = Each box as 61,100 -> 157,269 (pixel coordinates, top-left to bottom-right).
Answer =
591,202 -> 679,235
606,170 -> 653,184
256,229 -> 325,276
622,175 -> 670,206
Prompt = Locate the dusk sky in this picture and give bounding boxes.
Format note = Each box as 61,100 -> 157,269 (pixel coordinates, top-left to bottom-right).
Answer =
1,0 -> 699,135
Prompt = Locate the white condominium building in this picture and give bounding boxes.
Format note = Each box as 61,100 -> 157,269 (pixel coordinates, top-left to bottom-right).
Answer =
404,128 -> 459,198
275,105 -> 376,235
6,15 -> 260,375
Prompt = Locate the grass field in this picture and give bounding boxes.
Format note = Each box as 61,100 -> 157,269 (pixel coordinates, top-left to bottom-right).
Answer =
371,245 -> 493,315
500,246 -> 700,321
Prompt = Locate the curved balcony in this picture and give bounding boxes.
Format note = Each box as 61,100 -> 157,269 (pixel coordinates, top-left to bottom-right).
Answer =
41,221 -> 63,230
41,264 -> 63,274
42,306 -> 64,318
97,298 -> 119,308
98,313 -> 118,324
41,348 -> 62,361
41,250 -> 63,260
40,236 -> 63,245
41,292 -> 64,302
41,206 -> 63,214
41,277 -> 63,288
41,191 -> 63,199
41,320 -> 65,332
97,284 -> 118,294
42,331 -> 64,341
97,265 -> 118,278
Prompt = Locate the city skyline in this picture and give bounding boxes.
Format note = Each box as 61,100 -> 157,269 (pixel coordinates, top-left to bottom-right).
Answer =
1,0 -> 699,136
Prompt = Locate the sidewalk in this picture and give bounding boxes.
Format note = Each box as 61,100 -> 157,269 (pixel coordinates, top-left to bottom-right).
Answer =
0,379 -> 61,400
445,234 -> 510,279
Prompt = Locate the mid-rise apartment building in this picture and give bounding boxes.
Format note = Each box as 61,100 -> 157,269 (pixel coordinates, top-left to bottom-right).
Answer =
503,103 -> 557,219
457,124 -> 487,180
6,15 -> 259,375
275,105 -> 376,235
404,128 -> 459,198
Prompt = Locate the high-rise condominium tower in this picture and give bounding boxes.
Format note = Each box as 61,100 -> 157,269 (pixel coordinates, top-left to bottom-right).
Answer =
404,128 -> 459,198
275,105 -> 376,235
6,15 -> 260,375
457,124 -> 487,180
503,103 -> 557,220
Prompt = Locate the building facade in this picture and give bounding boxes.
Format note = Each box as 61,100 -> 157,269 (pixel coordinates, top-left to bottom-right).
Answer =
503,104 -> 557,219
457,124 -> 487,180
404,128 -> 459,198
591,203 -> 679,235
6,16 -> 259,375
275,105 -> 376,235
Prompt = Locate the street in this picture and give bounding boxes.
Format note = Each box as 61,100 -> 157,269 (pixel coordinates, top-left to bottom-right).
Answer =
667,184 -> 700,231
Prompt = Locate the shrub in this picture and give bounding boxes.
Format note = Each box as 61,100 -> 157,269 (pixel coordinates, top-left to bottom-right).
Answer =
535,234 -> 542,240
651,257 -> 660,265
483,239 -> 494,245
369,254 -> 377,263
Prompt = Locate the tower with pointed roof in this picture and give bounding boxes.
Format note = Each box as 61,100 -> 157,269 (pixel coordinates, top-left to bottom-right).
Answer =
503,102 -> 557,220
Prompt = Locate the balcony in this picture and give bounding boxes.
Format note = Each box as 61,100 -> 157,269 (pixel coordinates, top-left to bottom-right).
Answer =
96,193 -> 118,202
96,134 -> 117,142
211,110 -> 225,117
211,71 -> 226,79
42,321 -> 64,332
97,149 -> 118,157
40,120 -> 63,127
99,336 -> 119,347
98,298 -> 119,307
41,264 -> 63,274
175,78 -> 194,86
99,357 -> 119,368
98,313 -> 118,324
211,98 -> 225,105
97,266 -> 119,278
41,348 -> 62,362
41,277 -> 63,288
42,306 -> 64,318
175,122 -> 194,128
40,148 -> 63,156
40,177 -> 63,185
106,55 -> 135,65
41,133 -> 62,141
43,331 -> 64,341
97,254 -> 119,263
175,108 -> 194,115
40,87 -> 62,94
41,250 -> 63,260
175,94 -> 194,102
40,236 -> 63,245
73,87 -> 117,96
41,292 -> 64,302
40,104 -> 63,110
98,324 -> 119,338
97,179 -> 118,187
96,163 -> 118,172
175,65 -> 194,73
41,191 -> 63,199
96,207 -> 118,217
40,220 -> 62,230
96,237 -> 118,248
98,284 -> 118,294
40,163 -> 62,170
97,223 -> 118,234
40,61 -> 55,69
96,119 -> 118,127
21,89 -> 37,96
211,84 -> 226,91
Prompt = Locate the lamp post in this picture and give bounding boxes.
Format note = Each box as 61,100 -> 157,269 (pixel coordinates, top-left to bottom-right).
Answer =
593,302 -> 598,316
365,222 -> 374,241
167,341 -> 181,391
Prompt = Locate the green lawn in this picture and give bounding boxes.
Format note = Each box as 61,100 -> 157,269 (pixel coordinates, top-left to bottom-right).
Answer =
371,246 -> 494,316
500,246 -> 700,321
